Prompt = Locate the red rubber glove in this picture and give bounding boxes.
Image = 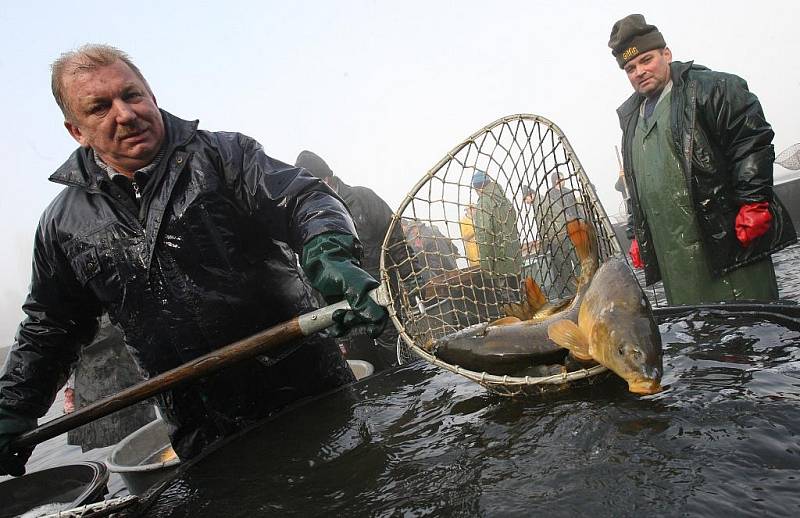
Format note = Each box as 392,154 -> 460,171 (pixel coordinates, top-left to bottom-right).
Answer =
735,202 -> 771,247
628,239 -> 643,269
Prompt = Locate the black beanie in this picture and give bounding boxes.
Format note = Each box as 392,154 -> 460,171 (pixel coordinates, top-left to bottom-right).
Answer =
295,150 -> 333,180
608,14 -> 666,68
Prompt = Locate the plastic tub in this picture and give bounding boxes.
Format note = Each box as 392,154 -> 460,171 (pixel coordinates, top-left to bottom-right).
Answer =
106,417 -> 180,496
0,461 -> 108,518
347,359 -> 375,380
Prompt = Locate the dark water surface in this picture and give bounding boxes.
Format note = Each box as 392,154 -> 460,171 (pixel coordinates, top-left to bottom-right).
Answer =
141,306 -> 800,517
5,244 -> 800,516
774,243 -> 800,301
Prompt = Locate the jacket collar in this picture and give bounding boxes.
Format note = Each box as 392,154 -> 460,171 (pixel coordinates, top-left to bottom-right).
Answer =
49,110 -> 199,189
669,60 -> 695,88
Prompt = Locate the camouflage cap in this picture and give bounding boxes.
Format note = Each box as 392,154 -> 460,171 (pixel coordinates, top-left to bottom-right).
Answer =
608,14 -> 666,68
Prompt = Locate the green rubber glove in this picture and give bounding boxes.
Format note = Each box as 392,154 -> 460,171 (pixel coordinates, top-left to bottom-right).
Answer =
0,406 -> 36,477
302,232 -> 388,338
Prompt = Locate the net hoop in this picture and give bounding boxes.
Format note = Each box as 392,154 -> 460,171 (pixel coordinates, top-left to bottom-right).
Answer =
381,114 -> 621,396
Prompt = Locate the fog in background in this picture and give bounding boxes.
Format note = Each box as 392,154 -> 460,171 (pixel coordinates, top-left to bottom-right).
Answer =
1,1 -> 798,344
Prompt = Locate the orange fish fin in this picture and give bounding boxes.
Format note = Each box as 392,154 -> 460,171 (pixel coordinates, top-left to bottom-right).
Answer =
568,220 -> 596,265
524,276 -> 548,311
547,320 -> 592,360
489,316 -> 522,326
567,219 -> 588,253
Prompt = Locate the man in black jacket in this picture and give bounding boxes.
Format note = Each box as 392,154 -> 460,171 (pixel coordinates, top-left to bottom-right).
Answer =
610,14 -> 796,305
0,44 -> 387,476
295,150 -> 413,371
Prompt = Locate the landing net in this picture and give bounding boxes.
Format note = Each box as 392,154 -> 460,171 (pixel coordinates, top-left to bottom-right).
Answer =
381,114 -> 622,396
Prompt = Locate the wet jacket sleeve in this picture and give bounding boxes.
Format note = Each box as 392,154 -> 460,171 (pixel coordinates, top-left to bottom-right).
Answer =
212,132 -> 357,250
0,218 -> 100,418
301,232 -> 387,338
699,73 -> 775,204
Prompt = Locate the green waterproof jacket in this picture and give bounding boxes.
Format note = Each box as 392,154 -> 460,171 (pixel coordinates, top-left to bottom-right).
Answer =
473,181 -> 522,275
617,61 -> 796,286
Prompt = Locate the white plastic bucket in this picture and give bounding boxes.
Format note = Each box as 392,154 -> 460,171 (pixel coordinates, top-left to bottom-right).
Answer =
106,418 -> 180,496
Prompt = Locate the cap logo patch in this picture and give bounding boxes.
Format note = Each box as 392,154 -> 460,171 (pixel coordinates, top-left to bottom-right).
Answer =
622,46 -> 639,61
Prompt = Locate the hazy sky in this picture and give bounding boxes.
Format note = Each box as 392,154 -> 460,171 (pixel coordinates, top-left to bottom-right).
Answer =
1,1 -> 798,341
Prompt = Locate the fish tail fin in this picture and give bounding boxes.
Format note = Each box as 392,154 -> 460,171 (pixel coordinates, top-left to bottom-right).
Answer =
569,220 -> 599,281
568,219 -> 595,263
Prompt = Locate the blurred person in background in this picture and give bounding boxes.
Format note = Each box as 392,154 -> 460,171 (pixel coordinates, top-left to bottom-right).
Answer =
522,172 -> 584,298
470,171 -> 522,277
459,204 -> 480,267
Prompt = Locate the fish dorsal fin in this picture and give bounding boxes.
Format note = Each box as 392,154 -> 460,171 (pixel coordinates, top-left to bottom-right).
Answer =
525,277 -> 548,311
501,276 -> 549,320
501,301 -> 531,320
547,320 -> 592,360
569,220 -> 598,283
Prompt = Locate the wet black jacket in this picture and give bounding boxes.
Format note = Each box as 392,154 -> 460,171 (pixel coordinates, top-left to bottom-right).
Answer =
0,111 -> 357,458
618,61 -> 797,285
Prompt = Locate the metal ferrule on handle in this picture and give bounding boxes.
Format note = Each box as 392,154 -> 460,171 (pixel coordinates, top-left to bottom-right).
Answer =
297,284 -> 390,335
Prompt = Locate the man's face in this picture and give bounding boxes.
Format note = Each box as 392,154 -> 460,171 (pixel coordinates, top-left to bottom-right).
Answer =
63,60 -> 165,175
624,48 -> 672,98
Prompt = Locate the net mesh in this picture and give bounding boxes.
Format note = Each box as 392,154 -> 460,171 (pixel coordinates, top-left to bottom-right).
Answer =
382,114 -> 621,395
776,143 -> 800,170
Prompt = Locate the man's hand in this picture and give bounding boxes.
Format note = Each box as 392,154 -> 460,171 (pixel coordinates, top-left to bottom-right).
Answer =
735,202 -> 771,247
330,291 -> 387,339
629,239 -> 644,269
0,407 -> 36,477
302,232 -> 388,338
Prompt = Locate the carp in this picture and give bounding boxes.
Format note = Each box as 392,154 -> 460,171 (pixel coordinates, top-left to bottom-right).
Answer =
547,255 -> 663,395
432,221 -> 664,395
431,221 -> 599,374
427,320 -> 569,375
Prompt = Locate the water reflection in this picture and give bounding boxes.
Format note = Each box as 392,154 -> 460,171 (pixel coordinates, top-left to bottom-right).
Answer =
144,310 -> 800,517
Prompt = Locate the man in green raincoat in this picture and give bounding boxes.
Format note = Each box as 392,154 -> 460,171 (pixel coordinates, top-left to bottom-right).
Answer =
609,14 -> 796,305
471,170 -> 522,276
